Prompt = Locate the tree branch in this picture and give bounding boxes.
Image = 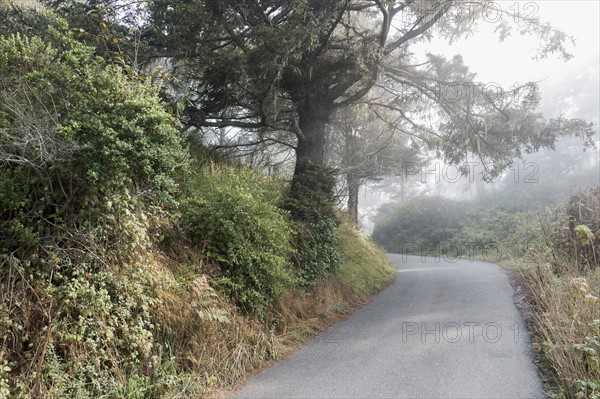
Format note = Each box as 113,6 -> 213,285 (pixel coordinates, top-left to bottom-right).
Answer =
384,1 -> 450,56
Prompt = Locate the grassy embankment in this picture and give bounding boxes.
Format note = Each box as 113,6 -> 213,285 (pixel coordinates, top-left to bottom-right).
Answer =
1,163 -> 395,399
0,26 -> 394,398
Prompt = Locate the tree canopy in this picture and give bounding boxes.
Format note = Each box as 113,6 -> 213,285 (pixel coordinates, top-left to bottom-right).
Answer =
41,0 -> 596,251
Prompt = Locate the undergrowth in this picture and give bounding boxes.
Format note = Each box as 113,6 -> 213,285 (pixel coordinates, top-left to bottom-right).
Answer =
524,187 -> 600,399
180,165 -> 295,316
0,22 -> 395,398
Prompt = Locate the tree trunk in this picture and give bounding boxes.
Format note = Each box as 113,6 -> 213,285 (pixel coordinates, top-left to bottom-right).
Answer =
347,172 -> 360,225
345,127 -> 360,225
285,98 -> 339,279
294,99 -> 330,165
288,98 -> 335,221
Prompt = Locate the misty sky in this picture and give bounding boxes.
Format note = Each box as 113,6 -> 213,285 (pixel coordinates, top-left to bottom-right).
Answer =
419,0 -> 600,124
360,1 -> 600,231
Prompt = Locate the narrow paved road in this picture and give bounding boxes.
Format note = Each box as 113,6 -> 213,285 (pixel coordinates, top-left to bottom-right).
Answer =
232,254 -> 544,398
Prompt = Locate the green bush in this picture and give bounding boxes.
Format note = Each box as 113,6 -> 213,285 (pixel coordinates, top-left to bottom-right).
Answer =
285,159 -> 341,283
0,23 -> 186,252
0,22 -> 186,397
372,196 -> 463,253
290,217 -> 340,284
181,166 -> 295,315
0,3 -> 52,38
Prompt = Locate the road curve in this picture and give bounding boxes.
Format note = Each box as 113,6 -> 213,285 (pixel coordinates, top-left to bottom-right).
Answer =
231,254 -> 544,398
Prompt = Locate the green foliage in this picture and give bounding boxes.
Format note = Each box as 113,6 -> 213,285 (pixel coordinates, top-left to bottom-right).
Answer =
336,216 -> 395,299
181,166 -> 295,315
286,159 -> 337,223
290,217 -> 341,284
575,379 -> 600,399
572,331 -> 600,383
372,193 -> 544,262
451,208 -> 540,260
285,159 -> 341,283
0,23 -> 185,252
372,196 -> 463,253
0,22 -> 186,397
550,187 -> 600,270
0,3 -> 53,38
0,196 -> 165,398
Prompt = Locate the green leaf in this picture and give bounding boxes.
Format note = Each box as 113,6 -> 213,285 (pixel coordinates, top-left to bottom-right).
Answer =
176,98 -> 185,113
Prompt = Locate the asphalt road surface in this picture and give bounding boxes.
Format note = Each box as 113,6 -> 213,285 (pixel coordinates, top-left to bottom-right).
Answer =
232,254 -> 544,398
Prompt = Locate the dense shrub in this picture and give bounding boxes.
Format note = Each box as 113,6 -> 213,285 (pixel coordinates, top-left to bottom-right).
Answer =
181,166 -> 295,315
0,22 -> 186,397
0,3 -> 52,38
0,24 -> 185,252
372,196 -> 463,253
289,217 -> 341,284
285,160 -> 341,283
550,187 -> 600,271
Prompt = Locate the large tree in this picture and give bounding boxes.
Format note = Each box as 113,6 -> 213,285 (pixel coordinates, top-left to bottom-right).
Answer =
142,0 -> 593,194
42,0 -> 596,276
46,0 -> 594,200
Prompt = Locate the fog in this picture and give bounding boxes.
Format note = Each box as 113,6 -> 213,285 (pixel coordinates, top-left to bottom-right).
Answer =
359,1 -> 599,232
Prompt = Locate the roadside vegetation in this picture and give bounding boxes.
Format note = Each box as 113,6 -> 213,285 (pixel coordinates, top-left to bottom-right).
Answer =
525,188 -> 600,399
0,15 -> 394,399
372,194 -> 541,263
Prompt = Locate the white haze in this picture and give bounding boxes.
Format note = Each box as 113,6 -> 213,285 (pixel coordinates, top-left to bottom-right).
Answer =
359,0 -> 600,232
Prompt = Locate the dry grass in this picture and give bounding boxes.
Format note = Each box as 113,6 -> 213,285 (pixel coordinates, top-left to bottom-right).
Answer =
143,247 -> 276,396
525,261 -> 600,398
0,202 -> 394,399
144,218 -> 395,397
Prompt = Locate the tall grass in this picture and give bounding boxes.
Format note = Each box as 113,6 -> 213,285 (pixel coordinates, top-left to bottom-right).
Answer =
526,261 -> 600,398
524,187 -> 600,398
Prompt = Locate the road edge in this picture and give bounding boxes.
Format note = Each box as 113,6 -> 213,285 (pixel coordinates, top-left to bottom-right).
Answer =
501,265 -> 557,399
